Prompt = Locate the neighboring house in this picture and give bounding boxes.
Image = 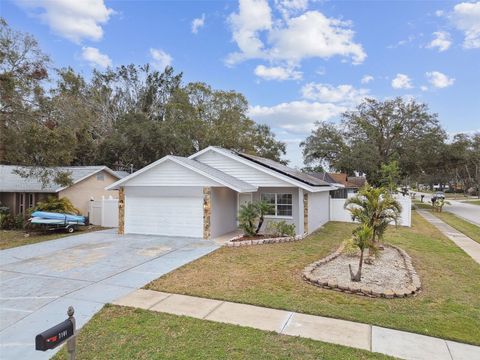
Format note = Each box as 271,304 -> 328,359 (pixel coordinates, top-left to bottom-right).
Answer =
107,146 -> 337,239
348,176 -> 367,189
0,166 -> 126,216
309,172 -> 360,199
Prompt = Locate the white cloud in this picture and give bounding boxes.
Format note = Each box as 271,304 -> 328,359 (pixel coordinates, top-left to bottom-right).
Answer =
301,83 -> 369,104
226,0 -> 366,67
275,0 -> 309,19
249,101 -> 346,134
16,0 -> 114,43
249,82 -> 369,135
435,10 -> 445,17
254,64 -> 302,80
361,75 -> 374,84
427,31 -> 452,51
451,1 -> 480,49
391,73 -> 413,89
191,13 -> 205,34
149,48 -> 172,70
426,71 -> 455,88
81,47 -> 111,68
227,0 -> 273,65
420,85 -> 428,91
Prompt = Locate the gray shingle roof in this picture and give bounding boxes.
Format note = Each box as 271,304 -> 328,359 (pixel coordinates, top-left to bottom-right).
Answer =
170,156 -> 257,193
236,153 -> 331,187
0,165 -> 122,192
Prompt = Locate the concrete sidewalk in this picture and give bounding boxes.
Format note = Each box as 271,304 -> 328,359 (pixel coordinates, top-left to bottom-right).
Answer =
417,210 -> 480,265
113,289 -> 480,360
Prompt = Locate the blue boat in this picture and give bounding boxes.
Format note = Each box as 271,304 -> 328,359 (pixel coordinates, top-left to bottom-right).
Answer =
29,211 -> 87,232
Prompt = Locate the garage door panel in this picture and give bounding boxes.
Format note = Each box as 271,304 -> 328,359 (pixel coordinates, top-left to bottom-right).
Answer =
125,196 -> 203,238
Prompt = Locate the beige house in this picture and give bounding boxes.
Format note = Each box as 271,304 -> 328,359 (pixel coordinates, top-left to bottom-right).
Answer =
0,166 -> 127,216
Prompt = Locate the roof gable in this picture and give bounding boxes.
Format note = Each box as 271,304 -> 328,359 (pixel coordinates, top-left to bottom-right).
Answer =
106,156 -> 256,193
0,165 -> 122,193
190,147 -> 334,192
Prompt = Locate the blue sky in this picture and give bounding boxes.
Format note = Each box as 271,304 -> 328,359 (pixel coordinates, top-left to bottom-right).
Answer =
3,0 -> 479,167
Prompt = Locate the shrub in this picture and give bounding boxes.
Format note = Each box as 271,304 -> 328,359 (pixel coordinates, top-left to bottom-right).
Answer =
343,237 -> 360,257
238,203 -> 258,236
34,196 -> 80,215
266,220 -> 296,237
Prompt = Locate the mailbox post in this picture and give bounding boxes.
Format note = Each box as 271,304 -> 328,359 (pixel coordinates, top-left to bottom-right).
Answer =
35,306 -> 76,359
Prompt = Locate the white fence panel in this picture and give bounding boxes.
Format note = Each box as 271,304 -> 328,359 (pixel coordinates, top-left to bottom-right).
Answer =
88,198 -> 119,227
329,195 -> 411,227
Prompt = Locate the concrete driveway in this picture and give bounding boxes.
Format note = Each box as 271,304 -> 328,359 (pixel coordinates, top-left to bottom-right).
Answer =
0,229 -> 219,360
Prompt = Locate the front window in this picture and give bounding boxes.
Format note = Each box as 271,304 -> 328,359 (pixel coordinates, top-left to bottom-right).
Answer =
261,193 -> 293,217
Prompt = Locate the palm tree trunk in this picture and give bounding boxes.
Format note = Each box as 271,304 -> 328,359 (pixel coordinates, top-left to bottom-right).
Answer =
349,248 -> 364,282
255,215 -> 264,234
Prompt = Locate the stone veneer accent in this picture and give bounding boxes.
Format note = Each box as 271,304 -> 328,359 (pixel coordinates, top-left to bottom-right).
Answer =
203,187 -> 211,240
302,244 -> 421,298
303,193 -> 308,234
225,233 -> 307,247
118,186 -> 125,235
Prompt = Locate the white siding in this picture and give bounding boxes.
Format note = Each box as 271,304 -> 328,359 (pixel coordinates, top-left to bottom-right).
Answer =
196,151 -> 290,187
210,187 -> 238,238
330,195 -> 411,227
124,186 -> 203,237
308,191 -> 330,232
125,160 -> 222,187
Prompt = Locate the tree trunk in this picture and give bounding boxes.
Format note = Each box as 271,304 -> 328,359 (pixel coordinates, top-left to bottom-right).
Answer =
255,215 -> 264,234
349,249 -> 364,282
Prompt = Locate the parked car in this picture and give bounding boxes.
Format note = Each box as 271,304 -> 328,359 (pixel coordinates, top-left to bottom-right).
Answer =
435,191 -> 445,199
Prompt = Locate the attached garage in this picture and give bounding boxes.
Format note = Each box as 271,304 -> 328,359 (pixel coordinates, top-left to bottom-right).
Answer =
125,187 -> 203,237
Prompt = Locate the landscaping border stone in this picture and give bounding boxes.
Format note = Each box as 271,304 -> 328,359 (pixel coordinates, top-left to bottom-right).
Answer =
302,243 -> 421,298
225,233 -> 307,247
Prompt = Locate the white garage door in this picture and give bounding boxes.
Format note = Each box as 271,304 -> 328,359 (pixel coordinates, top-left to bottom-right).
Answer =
125,195 -> 203,238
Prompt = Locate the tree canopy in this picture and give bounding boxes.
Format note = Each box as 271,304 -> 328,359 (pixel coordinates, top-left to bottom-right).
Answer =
0,19 -> 286,185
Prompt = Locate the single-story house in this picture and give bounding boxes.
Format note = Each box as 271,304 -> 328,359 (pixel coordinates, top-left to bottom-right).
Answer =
0,165 -> 127,216
309,172 -> 360,199
107,146 -> 337,239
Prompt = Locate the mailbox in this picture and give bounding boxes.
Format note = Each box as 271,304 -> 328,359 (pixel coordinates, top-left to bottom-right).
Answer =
35,318 -> 74,351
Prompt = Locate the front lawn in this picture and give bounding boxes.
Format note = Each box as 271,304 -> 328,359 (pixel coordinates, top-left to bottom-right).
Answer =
0,226 -> 107,250
148,213 -> 480,345
53,305 -> 391,360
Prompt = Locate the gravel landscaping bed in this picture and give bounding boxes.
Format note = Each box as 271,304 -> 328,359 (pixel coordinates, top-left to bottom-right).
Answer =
303,245 -> 421,298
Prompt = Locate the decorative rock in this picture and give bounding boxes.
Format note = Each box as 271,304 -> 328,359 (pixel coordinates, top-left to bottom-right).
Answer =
384,290 -> 395,299
302,243 -> 421,299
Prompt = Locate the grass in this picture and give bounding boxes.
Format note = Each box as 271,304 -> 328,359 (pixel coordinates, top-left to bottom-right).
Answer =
432,211 -> 480,243
0,226 -> 107,250
148,213 -> 480,345
53,305 -> 392,360
463,200 -> 480,206
413,200 -> 480,243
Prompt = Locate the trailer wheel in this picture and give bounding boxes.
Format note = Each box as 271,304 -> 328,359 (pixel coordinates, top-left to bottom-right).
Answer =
67,227 -> 74,233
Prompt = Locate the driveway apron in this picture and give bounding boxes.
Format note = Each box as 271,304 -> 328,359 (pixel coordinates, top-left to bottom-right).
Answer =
0,229 -> 218,360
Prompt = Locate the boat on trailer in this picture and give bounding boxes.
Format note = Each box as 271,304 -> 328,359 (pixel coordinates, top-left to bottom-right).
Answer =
29,211 -> 88,233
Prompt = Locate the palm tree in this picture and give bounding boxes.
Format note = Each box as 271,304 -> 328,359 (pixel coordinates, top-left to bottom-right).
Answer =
345,185 -> 402,255
255,200 -> 274,234
238,203 -> 258,236
349,224 -> 374,281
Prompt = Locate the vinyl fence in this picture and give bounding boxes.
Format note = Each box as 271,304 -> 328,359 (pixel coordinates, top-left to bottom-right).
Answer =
330,195 -> 411,227
88,197 -> 119,227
